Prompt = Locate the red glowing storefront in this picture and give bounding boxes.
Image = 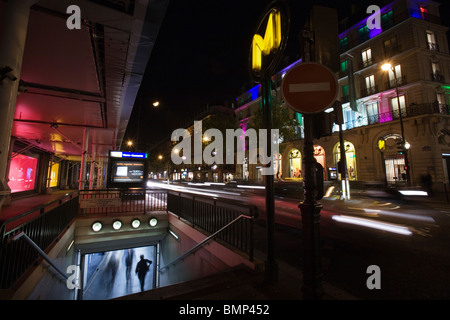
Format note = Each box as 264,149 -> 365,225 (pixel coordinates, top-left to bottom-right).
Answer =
8,154 -> 39,193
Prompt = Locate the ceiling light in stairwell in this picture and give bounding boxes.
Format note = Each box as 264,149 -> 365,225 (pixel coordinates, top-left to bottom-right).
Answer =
149,217 -> 158,227
92,221 -> 102,232
113,220 -> 122,230
169,229 -> 179,240
131,218 -> 141,229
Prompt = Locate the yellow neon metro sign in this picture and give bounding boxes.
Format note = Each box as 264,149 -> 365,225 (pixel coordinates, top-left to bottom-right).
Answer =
252,9 -> 282,72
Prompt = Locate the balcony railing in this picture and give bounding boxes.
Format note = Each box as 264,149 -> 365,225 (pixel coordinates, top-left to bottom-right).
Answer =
339,10 -> 441,54
386,75 -> 407,89
361,85 -> 378,97
431,72 -> 445,83
343,103 -> 450,130
427,42 -> 439,52
360,57 -> 375,69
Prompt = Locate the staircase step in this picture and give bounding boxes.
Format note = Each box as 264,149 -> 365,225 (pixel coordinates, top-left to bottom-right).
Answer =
115,264 -> 262,300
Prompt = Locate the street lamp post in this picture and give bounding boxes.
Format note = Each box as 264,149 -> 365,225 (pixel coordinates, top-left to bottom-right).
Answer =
381,63 -> 411,185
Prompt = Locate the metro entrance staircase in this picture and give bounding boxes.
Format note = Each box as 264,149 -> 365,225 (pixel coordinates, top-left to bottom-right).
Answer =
0,187 -> 261,300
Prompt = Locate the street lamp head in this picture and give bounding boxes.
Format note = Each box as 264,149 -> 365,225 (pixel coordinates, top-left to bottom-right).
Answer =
153,101 -> 160,107
381,63 -> 392,71
158,154 -> 163,160
127,140 -> 133,146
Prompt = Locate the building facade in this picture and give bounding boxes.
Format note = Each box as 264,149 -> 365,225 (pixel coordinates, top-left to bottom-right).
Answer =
234,0 -> 450,192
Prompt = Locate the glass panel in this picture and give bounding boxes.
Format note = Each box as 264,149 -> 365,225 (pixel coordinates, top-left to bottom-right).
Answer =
289,149 -> 302,178
391,95 -> 406,116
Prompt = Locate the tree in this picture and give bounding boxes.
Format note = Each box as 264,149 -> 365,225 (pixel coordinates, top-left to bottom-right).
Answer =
249,96 -> 301,144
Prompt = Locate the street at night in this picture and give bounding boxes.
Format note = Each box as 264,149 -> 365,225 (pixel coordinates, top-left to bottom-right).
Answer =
148,180 -> 450,299
1,0 -> 450,307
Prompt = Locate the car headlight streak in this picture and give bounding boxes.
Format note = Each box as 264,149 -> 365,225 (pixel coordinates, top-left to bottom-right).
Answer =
332,215 -> 413,236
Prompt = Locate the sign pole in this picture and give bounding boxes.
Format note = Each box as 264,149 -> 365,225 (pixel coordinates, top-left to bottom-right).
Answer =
262,75 -> 278,284
281,61 -> 338,300
250,0 -> 289,285
299,114 -> 324,299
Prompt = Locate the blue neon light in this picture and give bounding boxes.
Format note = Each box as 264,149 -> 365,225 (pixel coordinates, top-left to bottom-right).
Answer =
110,151 -> 147,159
248,84 -> 261,101
121,152 -> 147,159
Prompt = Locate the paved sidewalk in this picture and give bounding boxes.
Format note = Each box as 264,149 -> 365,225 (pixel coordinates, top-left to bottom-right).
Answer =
0,190 -> 77,221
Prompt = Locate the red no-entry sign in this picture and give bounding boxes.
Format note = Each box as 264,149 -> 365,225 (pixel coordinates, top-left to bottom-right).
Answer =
281,62 -> 338,114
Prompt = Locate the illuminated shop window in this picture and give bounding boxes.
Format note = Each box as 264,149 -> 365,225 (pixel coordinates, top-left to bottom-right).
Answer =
333,141 -> 357,180
313,145 -> 326,169
289,149 -> 302,178
48,162 -> 60,187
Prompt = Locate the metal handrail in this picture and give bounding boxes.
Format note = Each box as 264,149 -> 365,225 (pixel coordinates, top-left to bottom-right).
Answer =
160,214 -> 254,271
9,231 -> 68,280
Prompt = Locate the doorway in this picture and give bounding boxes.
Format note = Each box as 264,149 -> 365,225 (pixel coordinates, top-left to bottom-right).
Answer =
82,245 -> 157,300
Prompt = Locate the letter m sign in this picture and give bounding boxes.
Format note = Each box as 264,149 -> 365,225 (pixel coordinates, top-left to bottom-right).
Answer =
252,9 -> 282,72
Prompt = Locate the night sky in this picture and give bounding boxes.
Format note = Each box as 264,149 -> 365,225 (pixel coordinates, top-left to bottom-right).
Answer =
125,0 -> 450,152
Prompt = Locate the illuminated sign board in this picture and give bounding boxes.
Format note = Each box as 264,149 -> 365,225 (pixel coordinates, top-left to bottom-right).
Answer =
107,151 -> 148,188
49,162 -> 60,187
110,151 -> 148,159
252,9 -> 281,72
8,154 -> 38,193
250,1 -> 289,82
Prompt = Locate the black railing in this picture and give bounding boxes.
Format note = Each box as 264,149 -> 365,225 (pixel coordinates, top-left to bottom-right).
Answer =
360,57 -> 375,69
167,190 -> 258,261
386,75 -> 407,89
0,192 -> 79,289
78,189 -> 167,215
431,72 -> 445,83
361,85 -> 379,97
427,42 -> 439,52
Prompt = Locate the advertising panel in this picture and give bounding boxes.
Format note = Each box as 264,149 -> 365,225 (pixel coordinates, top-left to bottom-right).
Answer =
8,154 -> 38,193
107,151 -> 148,188
49,162 -> 60,187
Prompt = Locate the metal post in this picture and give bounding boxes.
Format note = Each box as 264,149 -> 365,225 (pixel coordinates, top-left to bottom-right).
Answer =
380,150 -> 387,188
393,72 -> 410,184
46,154 -> 54,193
339,123 -> 349,199
299,114 -> 324,299
78,128 -> 89,190
89,144 -> 96,189
74,250 -> 82,300
97,158 -> 103,189
262,76 -> 278,284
